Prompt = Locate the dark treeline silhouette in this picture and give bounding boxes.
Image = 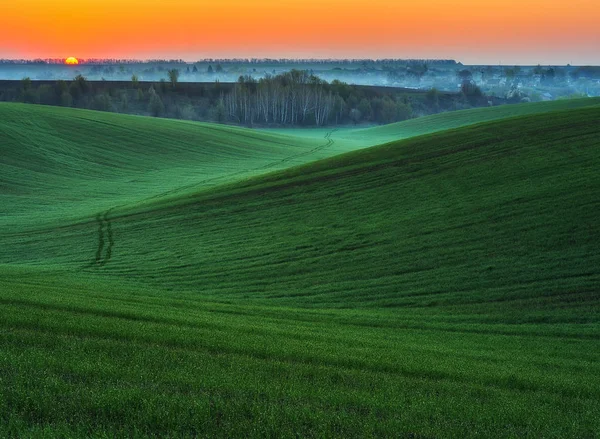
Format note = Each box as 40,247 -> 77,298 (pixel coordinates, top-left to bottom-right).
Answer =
1,70 -> 496,126
220,71 -> 484,126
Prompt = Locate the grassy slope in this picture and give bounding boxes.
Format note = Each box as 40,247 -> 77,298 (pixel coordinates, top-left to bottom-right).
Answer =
4,99 -> 597,228
1,103 -> 600,437
0,103 -> 357,228
267,98 -> 600,146
353,98 -> 600,142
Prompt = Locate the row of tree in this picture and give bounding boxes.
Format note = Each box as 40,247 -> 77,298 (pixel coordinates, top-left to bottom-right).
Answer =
221,71 -> 419,126
225,71 -> 337,125
1,70 -> 496,126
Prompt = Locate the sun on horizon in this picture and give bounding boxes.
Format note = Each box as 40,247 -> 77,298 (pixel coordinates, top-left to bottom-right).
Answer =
65,57 -> 79,65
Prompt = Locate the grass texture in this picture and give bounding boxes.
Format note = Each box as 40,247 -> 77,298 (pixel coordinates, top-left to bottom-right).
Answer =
1,101 -> 599,438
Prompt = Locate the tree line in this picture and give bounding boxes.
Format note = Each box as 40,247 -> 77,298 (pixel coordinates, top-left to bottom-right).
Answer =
1,70 -> 495,126
220,71 -> 415,126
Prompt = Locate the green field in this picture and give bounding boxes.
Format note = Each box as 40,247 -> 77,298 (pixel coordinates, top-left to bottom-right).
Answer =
266,97 -> 600,145
1,101 -> 600,438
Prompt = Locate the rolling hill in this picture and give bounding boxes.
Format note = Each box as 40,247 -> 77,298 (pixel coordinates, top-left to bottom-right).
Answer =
268,97 -> 600,146
351,97 -> 600,142
1,101 -> 599,438
0,103 -> 359,228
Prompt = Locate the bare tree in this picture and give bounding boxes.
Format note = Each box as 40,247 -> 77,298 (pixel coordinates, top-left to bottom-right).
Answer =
167,69 -> 180,89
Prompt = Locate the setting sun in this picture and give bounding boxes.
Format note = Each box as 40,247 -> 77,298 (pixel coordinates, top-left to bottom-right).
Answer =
65,57 -> 79,65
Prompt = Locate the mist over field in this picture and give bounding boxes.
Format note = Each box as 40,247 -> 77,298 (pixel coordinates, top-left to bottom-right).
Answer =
2,59 -> 600,98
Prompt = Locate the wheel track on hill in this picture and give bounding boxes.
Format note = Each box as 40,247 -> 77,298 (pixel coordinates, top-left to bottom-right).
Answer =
91,209 -> 114,267
259,128 -> 338,170
93,213 -> 104,265
89,130 -> 336,268
103,210 -> 114,266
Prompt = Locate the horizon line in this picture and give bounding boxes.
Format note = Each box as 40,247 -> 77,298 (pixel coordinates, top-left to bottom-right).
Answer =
0,58 -> 596,67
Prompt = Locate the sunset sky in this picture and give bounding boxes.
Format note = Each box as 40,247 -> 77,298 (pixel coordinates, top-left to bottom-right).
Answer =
1,0 -> 599,64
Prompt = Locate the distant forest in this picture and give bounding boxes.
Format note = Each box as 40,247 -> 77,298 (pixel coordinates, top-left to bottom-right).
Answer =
0,70 -> 498,127
1,59 -> 598,111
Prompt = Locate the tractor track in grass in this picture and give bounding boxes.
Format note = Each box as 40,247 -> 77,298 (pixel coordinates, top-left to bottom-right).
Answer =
103,210 -> 114,265
259,128 -> 337,170
92,210 -> 114,267
93,214 -> 104,265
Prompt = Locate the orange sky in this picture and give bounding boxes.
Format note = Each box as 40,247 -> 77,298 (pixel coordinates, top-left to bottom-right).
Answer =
1,0 -> 599,64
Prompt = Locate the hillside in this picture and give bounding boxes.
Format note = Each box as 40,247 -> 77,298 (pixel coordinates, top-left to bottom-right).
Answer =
1,103 -> 599,437
266,97 -> 600,147
5,105 -> 600,311
350,97 -> 600,142
0,103 -> 359,228
7,99 -> 597,228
